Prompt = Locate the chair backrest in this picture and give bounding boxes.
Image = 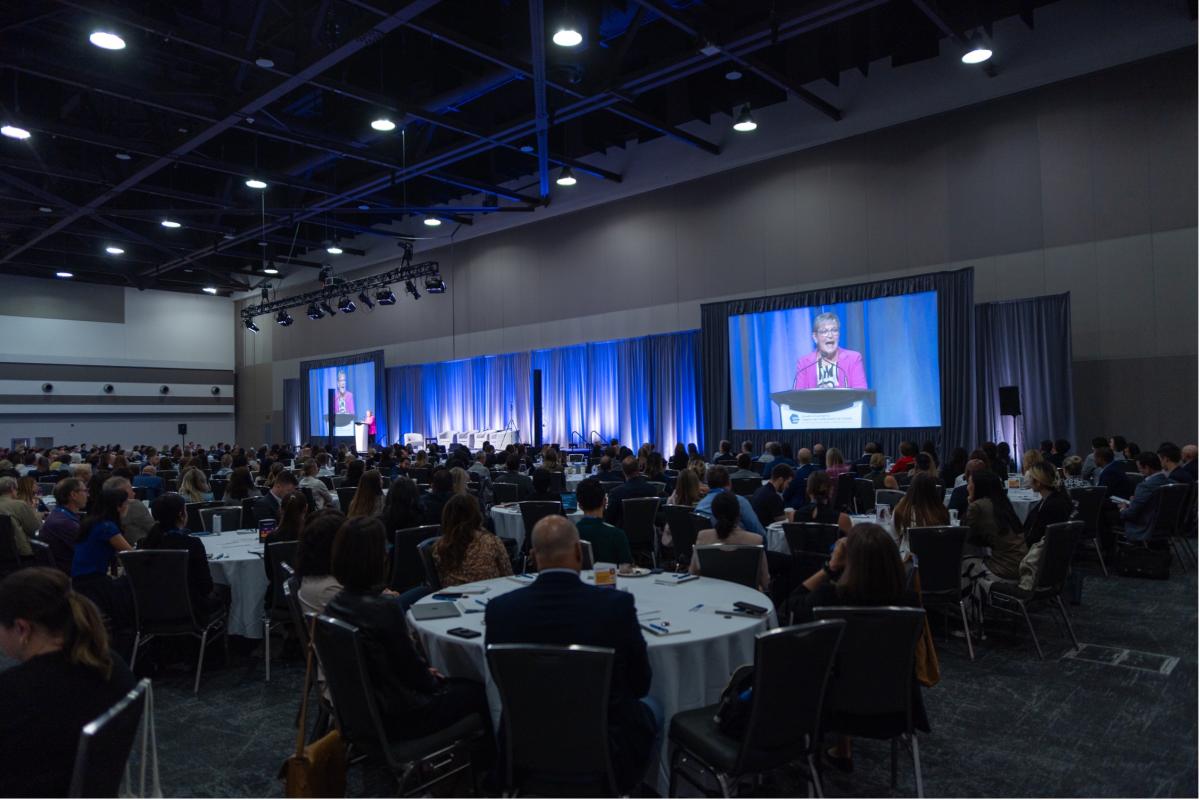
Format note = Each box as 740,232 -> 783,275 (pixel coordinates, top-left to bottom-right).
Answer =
782,523 -> 839,556
184,501 -> 216,533
732,478 -> 761,496
1068,486 -> 1108,538
853,479 -> 876,513
318,476 -> 334,490
1126,473 -> 1146,492
199,506 -> 243,532
1032,522 -> 1082,592
854,463 -> 872,477
907,526 -> 967,597
416,536 -> 443,590
661,505 -> 700,566
310,615 -> 391,761
69,678 -> 150,797
390,525 -> 441,591
209,478 -> 228,500
0,515 -> 19,573
875,489 -> 905,509
493,482 -> 522,504
579,539 -> 594,569
1152,483 -> 1192,537
239,497 -> 258,528
694,544 -> 763,589
282,576 -> 310,654
29,538 -> 55,568
737,620 -> 846,774
834,473 -> 857,512
811,606 -> 925,730
547,472 -> 566,493
336,487 -> 357,509
599,481 -> 622,495
645,481 -> 667,497
518,502 -> 563,553
487,644 -> 617,795
621,497 -> 660,551
118,550 -> 198,632
408,467 -> 431,484
264,540 -> 299,613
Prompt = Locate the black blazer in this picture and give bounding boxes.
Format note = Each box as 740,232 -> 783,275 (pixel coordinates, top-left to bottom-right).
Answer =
603,476 -> 661,528
947,484 -> 970,516
1095,463 -> 1131,499
1022,490 -> 1074,547
484,571 -> 655,791
250,491 -> 283,526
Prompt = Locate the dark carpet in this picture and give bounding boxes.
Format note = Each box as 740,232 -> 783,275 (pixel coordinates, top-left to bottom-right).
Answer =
145,562 -> 1197,798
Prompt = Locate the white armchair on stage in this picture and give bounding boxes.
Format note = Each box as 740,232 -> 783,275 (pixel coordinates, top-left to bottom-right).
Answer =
437,430 -> 455,450
770,388 -> 877,430
403,433 -> 424,449
453,430 -> 472,449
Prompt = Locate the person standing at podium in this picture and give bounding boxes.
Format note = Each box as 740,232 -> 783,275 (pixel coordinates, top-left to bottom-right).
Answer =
792,312 -> 867,390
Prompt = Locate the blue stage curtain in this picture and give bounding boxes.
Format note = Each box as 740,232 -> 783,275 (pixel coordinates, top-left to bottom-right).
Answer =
384,331 -> 702,449
975,293 -> 1075,461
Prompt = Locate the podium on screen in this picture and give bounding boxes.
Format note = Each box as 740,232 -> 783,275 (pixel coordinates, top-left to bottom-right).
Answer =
770,388 -> 877,430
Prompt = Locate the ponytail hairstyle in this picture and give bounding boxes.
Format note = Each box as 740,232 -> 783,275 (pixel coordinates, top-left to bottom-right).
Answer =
710,492 -> 741,540
145,492 -> 188,547
78,488 -> 128,543
0,568 -> 113,679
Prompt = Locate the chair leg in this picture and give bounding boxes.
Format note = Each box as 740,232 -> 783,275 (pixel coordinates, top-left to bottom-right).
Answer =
959,600 -> 976,661
667,747 -> 679,799
890,737 -> 898,789
264,620 -> 271,682
806,753 -> 824,799
715,772 -> 733,798
1093,539 -> 1109,576
910,734 -> 924,799
1055,595 -> 1081,651
129,633 -> 142,670
194,629 -> 210,694
1016,600 -> 1044,659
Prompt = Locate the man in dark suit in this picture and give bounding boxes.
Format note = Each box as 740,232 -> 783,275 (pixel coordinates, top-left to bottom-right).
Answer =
1093,447 -> 1131,499
1158,442 -> 1195,485
1118,452 -> 1172,541
251,469 -> 299,525
595,455 -> 624,484
492,454 -> 533,496
604,457 -> 660,529
485,515 -> 658,794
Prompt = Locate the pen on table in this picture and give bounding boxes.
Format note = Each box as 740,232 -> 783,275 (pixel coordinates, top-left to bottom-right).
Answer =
688,603 -> 704,612
648,623 -> 670,634
474,598 -> 488,607
637,609 -> 661,617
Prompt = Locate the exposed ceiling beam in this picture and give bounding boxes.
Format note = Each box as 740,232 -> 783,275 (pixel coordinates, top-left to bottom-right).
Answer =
528,0 -> 552,199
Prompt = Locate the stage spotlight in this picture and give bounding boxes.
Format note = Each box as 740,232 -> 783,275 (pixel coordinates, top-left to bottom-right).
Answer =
338,295 -> 356,313
732,106 -> 757,132
276,310 -> 294,327
961,32 -> 993,64
424,276 -> 446,293
306,303 -> 323,320
243,318 -> 260,333
319,300 -> 337,316
555,166 -> 577,186
405,280 -> 420,300
358,291 -> 375,310
376,288 -> 397,305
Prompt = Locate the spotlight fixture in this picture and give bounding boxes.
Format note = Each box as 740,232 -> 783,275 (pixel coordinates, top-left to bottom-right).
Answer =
370,117 -> 396,132
243,318 -> 260,333
160,218 -> 182,229
263,266 -> 279,275
115,152 -> 132,161
961,33 -> 993,64
519,144 -> 534,153
725,70 -> 743,81
306,303 -> 323,320
1,125 -> 31,140
244,178 -> 268,189
319,300 -> 337,317
405,280 -> 420,300
202,287 -> 218,294
552,20 -> 583,47
424,276 -> 446,294
325,241 -> 343,255
55,271 -> 73,278
357,203 -> 371,211
376,288 -> 397,305
276,310 -> 294,327
338,295 -> 356,313
255,57 -> 275,68
555,166 -> 577,187
358,291 -> 375,310
104,246 -> 124,255
423,216 -> 442,227
732,106 -> 757,132
89,31 -> 126,50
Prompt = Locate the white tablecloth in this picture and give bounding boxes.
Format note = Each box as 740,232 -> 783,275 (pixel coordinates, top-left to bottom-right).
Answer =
942,488 -> 1038,523
198,530 -> 267,638
489,506 -> 584,552
408,571 -> 776,794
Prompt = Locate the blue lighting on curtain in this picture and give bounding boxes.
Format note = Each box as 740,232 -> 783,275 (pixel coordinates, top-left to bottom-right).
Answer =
385,330 -> 703,449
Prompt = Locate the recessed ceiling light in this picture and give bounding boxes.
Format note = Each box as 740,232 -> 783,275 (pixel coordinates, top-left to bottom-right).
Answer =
254,57 -> 274,68
357,204 -> 370,211
89,31 -> 125,50
160,218 -> 182,228
183,268 -> 193,273
262,266 -> 279,275
177,127 -> 188,134
325,241 -> 343,255
732,106 -> 757,132
202,286 -> 218,294
38,206 -> 52,213
222,233 -> 234,240
725,70 -> 743,81
244,178 -> 268,189
370,117 -> 396,132
519,145 -> 534,153
1,125 -> 31,140
552,27 -> 582,47
423,216 -> 442,227
55,271 -> 73,279
115,152 -> 132,161
104,246 -> 124,255
555,166 -> 577,186
257,240 -> 268,247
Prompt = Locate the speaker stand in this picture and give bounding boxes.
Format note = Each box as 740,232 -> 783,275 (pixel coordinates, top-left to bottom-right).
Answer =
1003,413 -> 1022,466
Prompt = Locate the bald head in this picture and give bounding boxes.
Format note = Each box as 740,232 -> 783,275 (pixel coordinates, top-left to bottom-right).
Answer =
797,448 -> 812,465
530,515 -> 582,572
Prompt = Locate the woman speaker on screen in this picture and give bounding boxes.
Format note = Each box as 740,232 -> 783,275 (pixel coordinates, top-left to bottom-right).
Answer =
792,312 -> 868,390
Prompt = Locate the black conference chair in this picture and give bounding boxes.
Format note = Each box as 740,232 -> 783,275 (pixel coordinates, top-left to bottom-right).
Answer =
68,678 -> 151,798
184,501 -> 221,533
282,580 -> 332,741
1149,483 -> 1195,567
694,544 -> 764,590
391,525 -> 441,592
599,481 -> 622,495
199,506 -> 243,533
783,522 -> 840,588
731,478 -> 760,497
416,536 -> 443,591
1068,485 -> 1109,575
120,550 -> 228,694
209,478 -> 228,502
662,505 -> 702,570
989,521 -> 1082,659
336,487 -> 357,509
622,497 -> 661,567
262,543 -> 298,681
908,526 -> 975,660
493,482 -> 525,504
853,479 -> 876,514
812,606 -> 927,797
487,643 -> 621,796
875,489 -> 905,509
239,497 -> 259,529
518,501 -> 562,568
579,539 -> 595,570
668,620 -> 846,798
29,538 -> 55,569
0,516 -> 24,578
834,473 -> 857,513
313,615 -> 486,795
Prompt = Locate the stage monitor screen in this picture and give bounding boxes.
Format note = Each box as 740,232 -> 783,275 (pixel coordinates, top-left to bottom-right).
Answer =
728,291 -> 941,430
303,353 -> 382,439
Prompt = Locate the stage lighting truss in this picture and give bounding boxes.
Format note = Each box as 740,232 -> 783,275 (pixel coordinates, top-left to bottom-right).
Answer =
240,259 -> 442,328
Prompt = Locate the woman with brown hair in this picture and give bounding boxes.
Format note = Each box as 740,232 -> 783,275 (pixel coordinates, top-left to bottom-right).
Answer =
346,469 -> 384,518
269,491 -> 308,544
892,472 -> 950,558
223,466 -> 257,502
0,567 -> 137,796
793,471 -> 854,533
432,494 -> 511,587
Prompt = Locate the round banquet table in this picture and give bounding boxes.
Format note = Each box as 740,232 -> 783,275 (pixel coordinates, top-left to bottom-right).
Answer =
197,530 -> 268,639
488,505 -> 584,552
408,571 -> 777,794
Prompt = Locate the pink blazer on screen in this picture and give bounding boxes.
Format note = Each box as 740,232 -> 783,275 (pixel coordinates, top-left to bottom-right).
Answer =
792,349 -> 868,390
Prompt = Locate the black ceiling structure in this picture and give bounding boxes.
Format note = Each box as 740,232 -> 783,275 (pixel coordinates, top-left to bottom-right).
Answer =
0,0 -> 1052,294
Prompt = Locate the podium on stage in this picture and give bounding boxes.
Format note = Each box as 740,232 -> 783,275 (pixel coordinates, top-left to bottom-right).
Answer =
353,422 -> 369,453
770,388 -> 876,430
328,412 -> 355,437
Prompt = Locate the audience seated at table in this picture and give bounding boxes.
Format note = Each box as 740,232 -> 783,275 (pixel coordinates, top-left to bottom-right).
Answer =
0,567 -> 138,797
266,491 -> 308,545
758,441 -> 798,477
863,452 -> 894,491
525,468 -> 562,504
824,447 -> 852,480
17,476 -> 48,515
325,517 -> 492,752
379,477 -> 423,533
342,459 -> 365,488
494,454 -> 535,495
668,442 -> 689,471
782,448 -> 818,506
415,469 -> 452,524
177,467 -> 214,503
961,471 -> 1028,613
250,470 -> 299,526
791,471 -> 853,534
711,439 -> 735,463
750,463 -> 792,527
892,473 -> 950,558
38,478 -> 88,572
573,477 -> 633,565
1158,442 -> 1195,485
223,466 -> 259,502
889,441 -> 918,475
295,509 -> 347,616
484,515 -> 656,794
1092,446 -> 1131,499
297,459 -> 337,510
142,493 -> 229,616
132,464 -> 165,501
727,452 -> 763,481
71,487 -> 135,634
0,476 -> 38,562
642,451 -> 674,496
432,495 -> 511,587
1118,452 -> 1172,541
1022,463 -> 1075,547
603,457 -> 660,528
346,469 -> 385,519
593,454 -> 623,484
690,492 -> 771,592
1062,455 -> 1090,490
695,466 -> 766,535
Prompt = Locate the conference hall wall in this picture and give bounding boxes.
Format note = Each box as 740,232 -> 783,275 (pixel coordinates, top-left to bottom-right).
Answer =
236,49 -> 1196,451
0,279 -> 235,448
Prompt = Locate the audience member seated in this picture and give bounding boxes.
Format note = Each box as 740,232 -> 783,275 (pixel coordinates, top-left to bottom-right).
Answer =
758,441 -> 797,477
347,469 -> 385,519
432,494 -> 512,587
526,468 -> 562,504
0,567 -> 137,797
604,457 -> 660,529
299,459 -> 337,510
668,443 -> 689,471
1062,456 -> 1090,490
892,473 -> 949,559
0,476 -> 38,562
861,452 -> 892,491
695,466 -> 766,535
782,448 -> 817,507
250,469 -> 299,526
104,476 -> 153,545
1093,447 -> 1131,499
643,451 -> 675,496
594,455 -> 624,484
728,453 -> 762,481
792,470 -> 854,533
1158,442 -> 1194,485
223,466 -> 259,502
178,468 -> 213,503
1118,452 -> 1171,541
16,476 -> 47,515
71,487 -> 134,628
295,509 -> 347,616
854,441 -> 879,467
132,465 -> 165,501
267,491 -> 307,545
468,451 -> 491,482
574,478 -> 633,566
711,439 -> 735,463
417,469 -> 453,525
1021,463 -> 1075,548
1080,437 -> 1108,482
890,441 -> 918,475
342,459 -> 365,488
1021,448 -> 1044,476
485,516 -> 656,794
751,463 -> 792,528
824,447 -> 851,480
495,454 -> 535,495
324,517 -> 493,749
961,471 -> 1028,613
1182,445 -> 1198,481
690,492 -> 771,592
141,494 -> 229,616
380,477 -> 423,534
38,478 -> 88,572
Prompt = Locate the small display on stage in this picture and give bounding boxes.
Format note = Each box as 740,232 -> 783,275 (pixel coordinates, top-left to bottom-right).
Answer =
306,361 -> 377,438
728,290 -> 941,430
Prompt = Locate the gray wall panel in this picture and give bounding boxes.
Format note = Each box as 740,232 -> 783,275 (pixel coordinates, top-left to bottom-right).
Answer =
0,276 -> 124,323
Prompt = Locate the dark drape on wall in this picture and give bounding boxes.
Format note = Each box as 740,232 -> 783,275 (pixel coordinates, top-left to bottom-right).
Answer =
701,268 -> 976,458
282,378 -> 301,447
298,350 -> 387,445
975,293 -> 1075,460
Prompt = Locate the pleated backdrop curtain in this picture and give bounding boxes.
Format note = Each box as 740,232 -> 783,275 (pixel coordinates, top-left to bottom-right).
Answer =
282,378 -> 301,447
975,293 -> 1075,459
384,330 -> 702,449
